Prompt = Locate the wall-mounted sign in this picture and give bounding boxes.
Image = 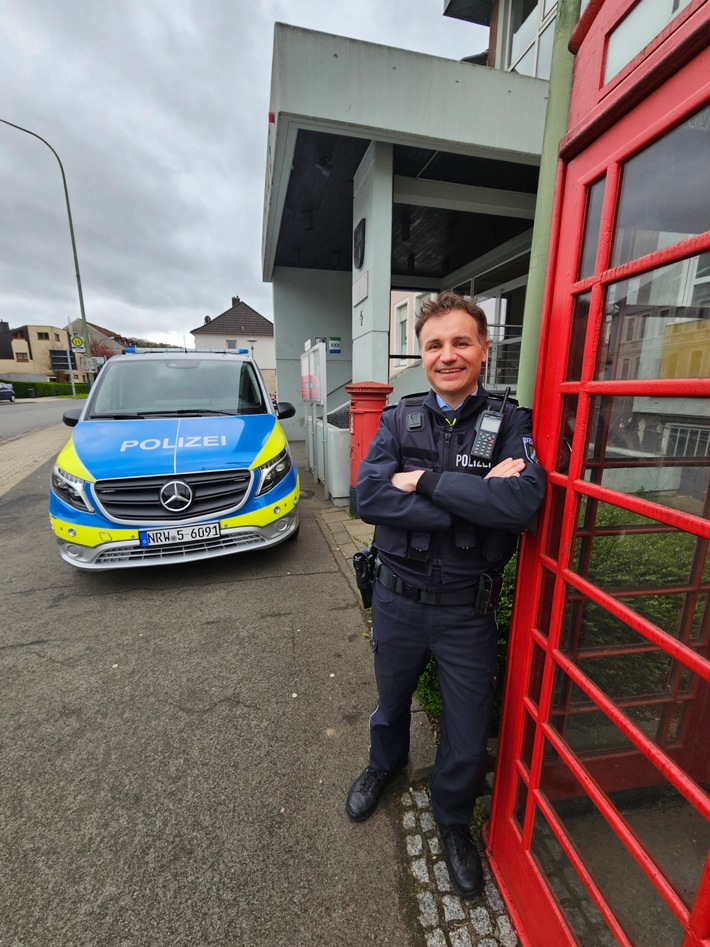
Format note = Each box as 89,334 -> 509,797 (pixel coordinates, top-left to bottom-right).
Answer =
352,271 -> 368,306
353,217 -> 366,269
328,337 -> 341,355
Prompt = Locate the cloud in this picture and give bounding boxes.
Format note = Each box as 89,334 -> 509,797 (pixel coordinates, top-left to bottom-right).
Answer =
1,0 -> 487,346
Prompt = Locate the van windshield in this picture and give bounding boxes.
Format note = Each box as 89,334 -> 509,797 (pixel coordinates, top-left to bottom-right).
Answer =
87,358 -> 268,418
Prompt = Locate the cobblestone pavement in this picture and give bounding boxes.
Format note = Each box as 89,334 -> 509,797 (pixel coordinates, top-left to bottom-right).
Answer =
319,505 -> 520,947
400,781 -> 519,947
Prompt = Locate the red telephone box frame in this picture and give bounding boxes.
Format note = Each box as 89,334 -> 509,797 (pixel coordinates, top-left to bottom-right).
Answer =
487,3 -> 710,945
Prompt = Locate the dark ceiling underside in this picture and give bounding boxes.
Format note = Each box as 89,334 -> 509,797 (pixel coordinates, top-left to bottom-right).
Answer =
273,129 -> 539,282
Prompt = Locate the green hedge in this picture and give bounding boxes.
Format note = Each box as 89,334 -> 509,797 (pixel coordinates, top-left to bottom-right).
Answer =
0,379 -> 89,398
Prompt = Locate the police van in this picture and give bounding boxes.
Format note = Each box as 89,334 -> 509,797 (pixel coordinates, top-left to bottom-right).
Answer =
49,350 -> 300,570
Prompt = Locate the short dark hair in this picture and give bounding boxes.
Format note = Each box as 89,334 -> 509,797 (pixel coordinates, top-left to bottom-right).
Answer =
415,292 -> 488,343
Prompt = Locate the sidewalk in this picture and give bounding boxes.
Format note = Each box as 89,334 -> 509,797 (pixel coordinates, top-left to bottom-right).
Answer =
0,423 -> 70,497
316,506 -> 520,947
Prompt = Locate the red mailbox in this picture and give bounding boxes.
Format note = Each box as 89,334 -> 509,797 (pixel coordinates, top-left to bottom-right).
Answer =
345,381 -> 393,516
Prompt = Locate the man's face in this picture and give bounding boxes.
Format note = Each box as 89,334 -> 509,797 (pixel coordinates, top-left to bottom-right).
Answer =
419,308 -> 489,408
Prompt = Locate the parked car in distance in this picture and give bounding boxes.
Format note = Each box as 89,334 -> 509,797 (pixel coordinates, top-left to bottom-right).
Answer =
0,382 -> 16,403
48,350 -> 300,570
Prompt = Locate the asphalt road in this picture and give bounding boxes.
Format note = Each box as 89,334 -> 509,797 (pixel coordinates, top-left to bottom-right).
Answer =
0,442 -> 421,947
0,397 -> 84,443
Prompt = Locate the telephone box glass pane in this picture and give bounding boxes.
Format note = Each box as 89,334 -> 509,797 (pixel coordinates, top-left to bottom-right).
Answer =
557,594 -> 710,767
528,641 -> 547,707
549,679 -> 710,908
572,498 -> 709,598
544,485 -> 567,558
556,395 -> 578,473
539,740 -> 698,933
530,807 -> 620,946
604,0 -> 694,85
584,395 -> 710,518
596,254 -> 710,380
578,180 -> 605,280
611,105 -> 710,267
566,294 -> 590,381
513,776 -> 528,833
535,568 -> 556,637
520,709 -> 537,772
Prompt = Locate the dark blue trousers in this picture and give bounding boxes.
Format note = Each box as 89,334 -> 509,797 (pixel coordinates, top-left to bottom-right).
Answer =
368,579 -> 498,826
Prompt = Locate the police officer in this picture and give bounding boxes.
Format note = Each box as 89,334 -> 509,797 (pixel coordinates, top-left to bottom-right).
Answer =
345,292 -> 546,898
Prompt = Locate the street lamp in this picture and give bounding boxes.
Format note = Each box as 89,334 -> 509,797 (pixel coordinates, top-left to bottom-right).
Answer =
247,339 -> 257,358
0,118 -> 92,382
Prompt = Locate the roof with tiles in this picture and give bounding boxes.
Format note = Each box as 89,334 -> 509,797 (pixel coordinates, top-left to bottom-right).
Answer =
191,296 -> 274,337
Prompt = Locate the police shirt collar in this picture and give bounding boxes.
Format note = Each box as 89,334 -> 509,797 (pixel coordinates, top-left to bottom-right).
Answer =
435,388 -> 479,412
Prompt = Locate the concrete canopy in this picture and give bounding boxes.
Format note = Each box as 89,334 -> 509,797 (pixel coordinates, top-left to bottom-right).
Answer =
262,23 -> 549,289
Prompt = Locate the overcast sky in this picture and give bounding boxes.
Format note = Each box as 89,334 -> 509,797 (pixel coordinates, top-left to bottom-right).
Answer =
2,1 -> 488,347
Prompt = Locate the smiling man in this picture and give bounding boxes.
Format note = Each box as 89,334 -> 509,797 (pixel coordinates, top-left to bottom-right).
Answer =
346,292 -> 546,898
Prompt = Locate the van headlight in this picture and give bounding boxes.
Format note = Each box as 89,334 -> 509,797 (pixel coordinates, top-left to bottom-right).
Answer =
51,465 -> 95,513
254,448 -> 292,497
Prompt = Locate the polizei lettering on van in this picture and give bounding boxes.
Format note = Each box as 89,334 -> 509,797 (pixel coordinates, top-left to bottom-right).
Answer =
120,435 -> 229,452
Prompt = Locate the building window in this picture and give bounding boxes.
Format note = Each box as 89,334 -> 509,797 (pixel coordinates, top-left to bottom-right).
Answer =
54,333 -> 60,341
508,0 -> 557,80
396,302 -> 409,365
16,352 -> 29,362
665,424 -> 710,458
226,340 -> 237,349
37,332 -> 50,340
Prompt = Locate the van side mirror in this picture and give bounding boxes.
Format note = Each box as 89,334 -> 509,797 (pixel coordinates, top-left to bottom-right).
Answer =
63,407 -> 83,427
277,402 -> 296,420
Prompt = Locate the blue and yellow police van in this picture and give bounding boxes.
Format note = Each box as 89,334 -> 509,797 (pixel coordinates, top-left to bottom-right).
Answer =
49,350 -> 299,570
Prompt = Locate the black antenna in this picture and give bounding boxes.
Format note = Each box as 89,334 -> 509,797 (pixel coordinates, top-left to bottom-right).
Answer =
499,386 -> 511,413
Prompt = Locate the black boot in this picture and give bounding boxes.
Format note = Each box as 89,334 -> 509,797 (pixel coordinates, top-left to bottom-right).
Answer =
346,766 -> 400,822
439,823 -> 483,898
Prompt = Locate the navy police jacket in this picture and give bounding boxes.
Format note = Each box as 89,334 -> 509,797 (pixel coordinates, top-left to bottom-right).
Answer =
356,386 -> 546,592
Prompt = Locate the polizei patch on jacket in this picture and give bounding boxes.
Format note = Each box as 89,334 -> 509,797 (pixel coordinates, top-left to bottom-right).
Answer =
522,436 -> 539,464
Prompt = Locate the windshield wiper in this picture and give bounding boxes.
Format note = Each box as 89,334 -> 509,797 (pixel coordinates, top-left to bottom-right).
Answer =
90,408 -> 244,419
143,408 -> 238,417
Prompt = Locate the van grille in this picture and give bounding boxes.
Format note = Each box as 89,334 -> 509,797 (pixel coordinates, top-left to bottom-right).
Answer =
94,530 -> 267,565
92,469 -> 252,523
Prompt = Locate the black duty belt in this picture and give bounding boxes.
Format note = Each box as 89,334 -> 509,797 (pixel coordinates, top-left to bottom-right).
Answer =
375,561 -> 502,612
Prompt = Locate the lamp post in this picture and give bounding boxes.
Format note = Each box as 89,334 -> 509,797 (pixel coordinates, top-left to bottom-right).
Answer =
1,118 -> 92,383
247,339 -> 257,358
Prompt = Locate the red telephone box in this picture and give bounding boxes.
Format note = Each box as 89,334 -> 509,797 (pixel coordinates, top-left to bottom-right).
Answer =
488,3 -> 710,946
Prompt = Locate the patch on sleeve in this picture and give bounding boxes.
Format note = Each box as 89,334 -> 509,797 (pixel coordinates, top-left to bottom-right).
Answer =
522,436 -> 539,464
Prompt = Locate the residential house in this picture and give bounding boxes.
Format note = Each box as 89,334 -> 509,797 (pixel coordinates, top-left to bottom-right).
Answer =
0,320 -> 82,382
190,296 -> 276,394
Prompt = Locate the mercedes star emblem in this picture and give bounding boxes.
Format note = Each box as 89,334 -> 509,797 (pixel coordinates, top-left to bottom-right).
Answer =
159,480 -> 193,512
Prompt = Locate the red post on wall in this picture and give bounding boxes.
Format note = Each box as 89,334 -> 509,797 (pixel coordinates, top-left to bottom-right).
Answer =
345,381 -> 393,517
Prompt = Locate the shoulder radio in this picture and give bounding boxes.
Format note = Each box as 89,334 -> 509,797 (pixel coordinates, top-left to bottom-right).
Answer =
470,387 -> 511,461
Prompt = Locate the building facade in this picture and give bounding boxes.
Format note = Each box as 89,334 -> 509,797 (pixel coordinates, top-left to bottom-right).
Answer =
0,320 -> 77,382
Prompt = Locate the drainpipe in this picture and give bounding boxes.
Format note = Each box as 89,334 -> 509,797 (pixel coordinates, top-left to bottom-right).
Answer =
516,0 -> 581,407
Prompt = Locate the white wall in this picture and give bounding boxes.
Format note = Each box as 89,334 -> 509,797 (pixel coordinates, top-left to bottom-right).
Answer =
272,267 -> 353,440
192,333 -> 275,370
